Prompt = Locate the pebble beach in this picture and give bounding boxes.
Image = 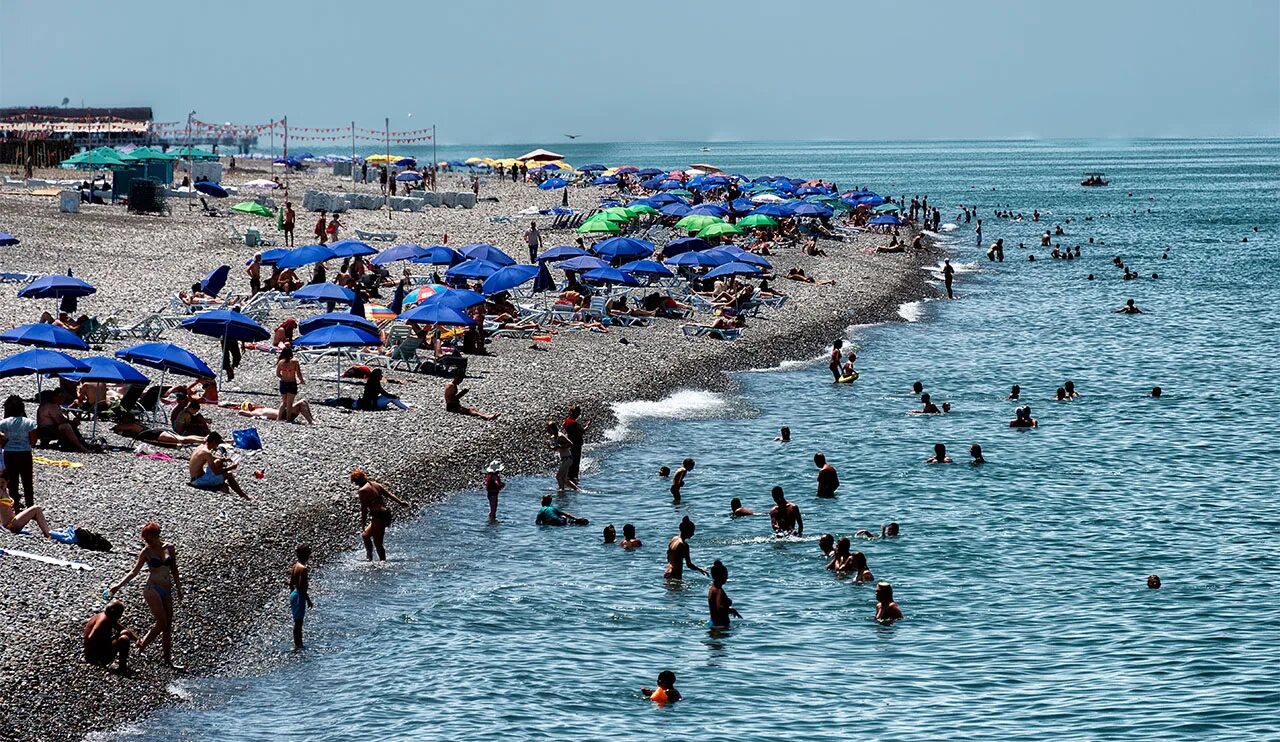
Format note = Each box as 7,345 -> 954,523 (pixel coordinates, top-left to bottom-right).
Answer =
0,161 -> 935,742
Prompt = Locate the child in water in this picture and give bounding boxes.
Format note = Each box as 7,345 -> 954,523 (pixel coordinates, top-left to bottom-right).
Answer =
642,670 -> 682,704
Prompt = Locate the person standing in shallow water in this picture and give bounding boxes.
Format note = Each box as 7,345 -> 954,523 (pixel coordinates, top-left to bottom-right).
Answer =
814,453 -> 839,498
829,339 -> 844,381
288,544 -> 314,651
665,516 -> 707,579
707,560 -> 742,628
943,259 -> 955,299
671,458 -> 694,503
564,405 -> 588,487
352,469 -> 410,561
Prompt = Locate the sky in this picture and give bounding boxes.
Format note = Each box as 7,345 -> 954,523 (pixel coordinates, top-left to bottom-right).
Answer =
1,0 -> 1277,144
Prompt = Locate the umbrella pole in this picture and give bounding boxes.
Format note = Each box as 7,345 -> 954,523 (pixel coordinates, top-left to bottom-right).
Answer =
156,368 -> 168,427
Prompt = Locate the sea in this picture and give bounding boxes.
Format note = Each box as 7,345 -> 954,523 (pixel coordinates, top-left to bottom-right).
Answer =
123,139 -> 1280,741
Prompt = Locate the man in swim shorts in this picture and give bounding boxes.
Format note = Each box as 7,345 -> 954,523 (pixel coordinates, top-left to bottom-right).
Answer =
188,433 -> 249,500
353,469 -> 410,561
83,600 -> 138,673
288,544 -> 314,650
769,486 -> 804,536
814,453 -> 839,498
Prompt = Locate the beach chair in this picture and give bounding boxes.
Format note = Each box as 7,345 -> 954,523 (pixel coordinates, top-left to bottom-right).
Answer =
388,337 -> 422,371
682,324 -> 741,341
227,226 -> 246,244
355,228 -> 397,242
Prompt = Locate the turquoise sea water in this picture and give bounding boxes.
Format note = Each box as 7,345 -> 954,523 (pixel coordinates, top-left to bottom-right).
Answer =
133,140 -> 1279,740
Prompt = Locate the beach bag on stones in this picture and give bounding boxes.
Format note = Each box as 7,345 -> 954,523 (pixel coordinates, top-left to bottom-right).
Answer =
232,428 -> 263,451
74,528 -> 112,552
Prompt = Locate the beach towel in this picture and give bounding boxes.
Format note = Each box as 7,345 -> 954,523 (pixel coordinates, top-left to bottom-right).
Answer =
33,456 -> 82,469
233,428 -> 263,451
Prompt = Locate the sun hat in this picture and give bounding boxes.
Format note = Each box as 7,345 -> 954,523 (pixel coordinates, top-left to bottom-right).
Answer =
485,460 -> 505,473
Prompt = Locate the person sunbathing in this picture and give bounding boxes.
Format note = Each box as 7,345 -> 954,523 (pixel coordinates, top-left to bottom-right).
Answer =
486,293 -> 521,324
188,432 -> 250,500
694,313 -> 747,333
112,414 -> 207,448
605,295 -> 655,319
221,399 -> 315,424
179,283 -> 221,306
444,371 -> 498,420
0,490 -> 52,537
555,289 -> 587,309
171,399 -> 212,437
785,268 -> 835,285
54,312 -> 85,334
36,390 -> 91,452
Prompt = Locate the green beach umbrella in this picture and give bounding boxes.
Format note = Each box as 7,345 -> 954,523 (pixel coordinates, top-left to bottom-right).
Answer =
120,146 -> 177,162
601,207 -> 635,221
596,210 -> 631,223
626,203 -> 659,216
736,214 -> 779,229
171,145 -> 218,161
698,222 -> 743,238
62,147 -> 127,169
666,189 -> 693,198
232,201 -> 274,217
577,218 -> 621,234
675,214 -> 722,232
872,203 -> 902,214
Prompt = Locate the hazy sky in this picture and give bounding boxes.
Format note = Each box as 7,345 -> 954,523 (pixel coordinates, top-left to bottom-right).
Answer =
2,0 -> 1277,143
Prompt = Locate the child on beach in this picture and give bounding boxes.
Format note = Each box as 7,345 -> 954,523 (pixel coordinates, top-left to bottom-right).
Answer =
288,544 -> 314,651
484,460 -> 505,522
642,671 -> 682,704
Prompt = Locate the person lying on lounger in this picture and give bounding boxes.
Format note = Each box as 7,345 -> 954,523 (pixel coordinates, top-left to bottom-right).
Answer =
112,413 -> 208,448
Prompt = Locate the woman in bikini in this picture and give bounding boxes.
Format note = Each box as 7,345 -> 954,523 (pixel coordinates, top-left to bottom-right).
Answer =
111,414 -> 207,448
276,346 -> 304,423
109,522 -> 182,668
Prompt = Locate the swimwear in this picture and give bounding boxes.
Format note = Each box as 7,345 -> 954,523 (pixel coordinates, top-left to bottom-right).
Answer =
446,400 -> 463,413
371,509 -> 393,526
289,589 -> 307,622
279,380 -> 299,396
191,467 -> 226,490
145,582 -> 174,599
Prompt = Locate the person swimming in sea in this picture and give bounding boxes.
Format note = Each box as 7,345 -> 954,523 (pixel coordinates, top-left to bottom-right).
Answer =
706,560 -> 742,629
818,533 -> 835,557
642,670 -> 681,704
620,523 -> 642,550
1063,380 -> 1079,398
875,581 -> 904,624
1116,298 -> 1144,314
912,381 -> 924,396
970,444 -> 986,465
769,486 -> 804,536
1008,384 -> 1021,401
665,516 -> 708,579
915,393 -> 941,414
1151,386 -> 1162,398
859,522 -> 901,539
775,426 -> 791,443
670,458 -> 694,503
1147,574 -> 1161,589
730,498 -> 756,517
1055,387 -> 1068,401
603,524 -> 617,544
814,453 -> 839,498
658,466 -> 670,478
926,443 -> 953,464
1009,406 -> 1039,428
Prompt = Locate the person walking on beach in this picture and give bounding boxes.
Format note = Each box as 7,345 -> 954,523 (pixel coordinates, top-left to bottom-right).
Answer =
222,333 -> 242,382
829,339 -> 844,382
353,469 -> 410,561
769,486 -> 804,536
707,560 -> 742,629
564,405 -> 588,485
282,201 -> 295,247
314,210 -> 328,246
665,516 -> 708,579
246,254 -> 263,295
525,221 -> 542,263
943,259 -> 955,299
484,460 -> 505,521
0,395 -> 39,509
814,453 -> 839,499
288,544 -> 314,651
108,522 -> 183,669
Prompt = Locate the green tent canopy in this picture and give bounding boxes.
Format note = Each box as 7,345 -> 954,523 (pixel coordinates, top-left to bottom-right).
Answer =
231,201 -> 274,217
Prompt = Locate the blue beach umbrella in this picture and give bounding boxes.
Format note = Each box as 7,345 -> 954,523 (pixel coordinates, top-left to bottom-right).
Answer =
869,214 -> 903,226
660,203 -> 693,218
18,275 -> 96,300
299,312 -> 378,335
180,310 -> 269,343
199,265 -> 231,297
193,181 -> 228,198
689,204 -> 728,217
729,198 -> 757,215
704,261 -> 762,280
0,323 -> 89,350
0,233 -> 20,246
0,348 -> 89,394
422,288 -> 487,310
293,325 -> 381,348
445,259 -> 502,281
409,245 -> 463,266
532,261 -> 556,292
591,176 -> 619,186
619,259 -> 674,278
537,245 -> 589,262
592,237 -> 654,262
396,302 -> 476,326
116,342 -> 213,378
557,255 -> 609,272
582,266 -> 641,286
328,239 -> 379,258
578,164 -> 607,172
482,264 -> 539,295
458,244 -> 515,266
648,193 -> 684,206
276,244 -> 338,270
292,282 -> 356,305
538,178 -> 569,190
257,248 -> 292,265
371,243 -> 430,266
395,171 -> 422,182
60,356 -> 147,385
663,236 -> 710,257
636,168 -> 664,177
750,204 -> 790,217
790,202 -> 832,218
394,157 -> 417,168
665,251 -> 724,268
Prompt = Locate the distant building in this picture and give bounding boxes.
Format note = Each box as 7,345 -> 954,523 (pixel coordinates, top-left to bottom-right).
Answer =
0,106 -> 154,143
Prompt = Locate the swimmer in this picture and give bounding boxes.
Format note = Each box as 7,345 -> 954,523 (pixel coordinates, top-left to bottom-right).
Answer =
658,466 -> 670,479
916,393 -> 940,414
620,523 -> 642,549
1147,574 -> 1161,589
768,486 -> 804,536
642,670 -> 681,704
665,516 -> 707,579
1055,387 -> 1067,401
1008,384 -> 1021,401
1009,406 -> 1039,428
942,402 -> 952,413
818,533 -> 836,557
730,498 -> 756,517
775,426 -> 791,443
1087,274 -> 1095,280
1063,380 -> 1078,398
814,453 -> 839,498
970,444 -> 986,465
707,560 -> 742,629
926,443 -> 953,464
1116,299 -> 1144,314
882,522 -> 900,538
829,339 -> 843,382
603,524 -> 617,544
670,458 -> 694,503
536,494 -> 586,526
1151,386 -> 1162,398
875,581 -> 904,623
912,381 -> 924,395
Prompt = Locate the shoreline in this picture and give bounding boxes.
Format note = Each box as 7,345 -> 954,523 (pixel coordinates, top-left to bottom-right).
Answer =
0,169 -> 938,742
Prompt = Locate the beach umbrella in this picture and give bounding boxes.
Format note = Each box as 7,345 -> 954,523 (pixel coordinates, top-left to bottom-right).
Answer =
648,193 -> 683,206
577,219 -> 621,234
0,323 -> 88,350
578,164 -> 607,172
868,215 -> 902,226
698,222 -> 743,238
328,239 -> 379,258
729,251 -> 772,269
395,171 -> 422,182
852,195 -> 886,207
199,265 -> 231,298
0,348 -> 89,395
596,208 -> 632,223
364,304 -> 396,322
179,310 -> 268,380
751,193 -> 785,204
591,175 -> 619,186
445,259 -> 502,280
18,275 -> 96,300
627,203 -> 659,216
538,177 -> 569,190
171,145 -> 217,161
557,255 -> 609,272
403,284 -> 447,306
294,325 -> 381,348
664,251 -> 723,268
737,214 -> 779,229
872,202 -> 902,214
255,248 -> 292,265
619,259 -> 674,279
660,203 -> 693,218
704,261 -> 762,280
231,201 -> 274,217
689,205 -> 729,218
656,180 -> 684,190
276,244 -> 338,270
532,261 -> 556,293
116,343 -> 213,378
750,203 -> 790,217
0,232 -> 19,246
482,264 -> 539,295
371,243 -> 430,265
409,245 -> 463,266
396,157 -> 418,167
675,214 -> 722,232
635,168 -> 664,177
293,282 -> 356,306
790,203 -> 833,218
423,288 -> 487,311
663,237 -> 710,257
396,302 -> 476,326
243,179 -> 280,189
458,244 -> 515,266
582,267 -> 641,287
592,237 -> 653,262
62,148 -> 127,169
60,356 -> 150,437
538,245 -> 588,262
299,312 -> 378,335
728,198 -> 757,215
191,182 -> 227,199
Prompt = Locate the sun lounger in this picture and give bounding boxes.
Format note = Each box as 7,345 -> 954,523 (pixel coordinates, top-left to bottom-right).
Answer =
0,272 -> 41,284
682,324 -> 741,341
355,228 -> 397,242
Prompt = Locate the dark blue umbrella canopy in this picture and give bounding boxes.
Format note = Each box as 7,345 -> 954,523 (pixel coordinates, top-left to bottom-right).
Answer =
750,203 -> 791,217
592,176 -> 619,186
639,177 -> 665,189
328,239 -> 379,258
648,193 -> 684,206
578,163 -> 607,172
445,259 -> 502,280
557,255 -> 609,272
199,265 -> 231,297
194,181 -> 228,198
482,264 -> 539,295
409,245 -> 463,266
582,266 -> 641,286
293,325 -> 381,348
116,342 -> 213,378
665,251 -> 724,268
532,261 -> 556,292
257,248 -> 292,265
656,180 -> 685,191
422,288 -> 487,310
60,356 -> 148,385
17,275 -> 96,299
276,244 -> 338,270
660,203 -> 692,218
704,261 -> 763,280
688,204 -> 728,217
869,214 -> 903,225
663,236 -> 710,257
396,302 -> 476,326
635,168 -> 664,177
0,348 -> 89,379
619,259 -> 674,278
298,312 -> 378,335
0,232 -> 20,246
458,244 -> 515,266
538,245 -> 589,262
0,323 -> 88,350
371,243 -> 430,266
592,237 -> 654,261
538,178 -> 569,190
293,282 -> 356,305
790,202 -> 833,218
180,310 -> 270,343
394,157 -> 417,167
395,171 -> 422,182
729,198 -> 757,215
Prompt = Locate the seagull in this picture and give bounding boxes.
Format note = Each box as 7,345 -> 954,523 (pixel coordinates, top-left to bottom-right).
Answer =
564,134 -> 581,139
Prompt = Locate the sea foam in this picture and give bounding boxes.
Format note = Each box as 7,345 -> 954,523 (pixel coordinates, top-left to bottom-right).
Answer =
604,389 -> 729,442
